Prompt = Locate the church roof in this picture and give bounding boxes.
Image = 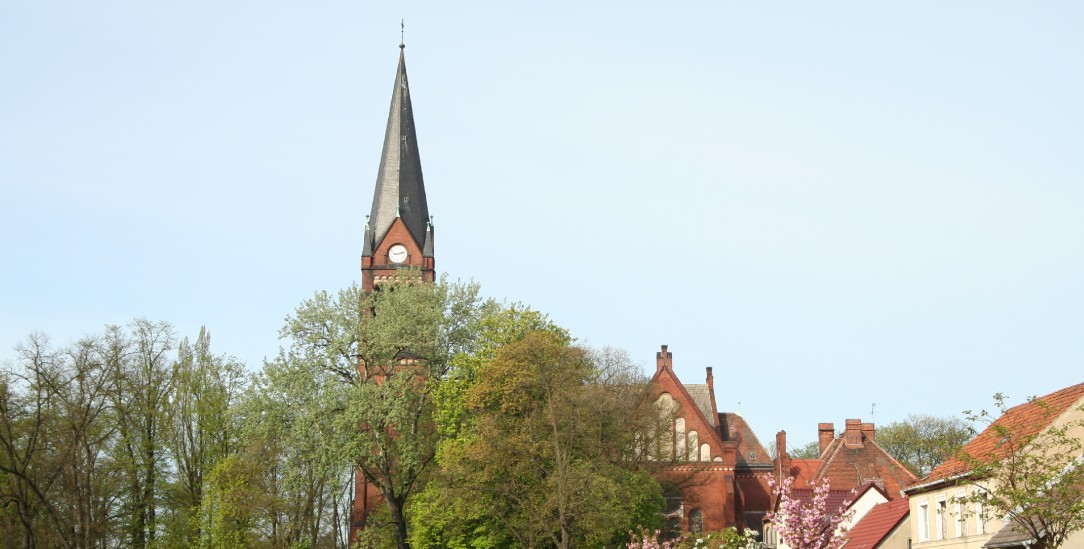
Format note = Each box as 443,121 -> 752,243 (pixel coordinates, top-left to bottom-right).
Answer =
684,384 -> 716,427
366,45 -> 430,254
719,413 -> 773,467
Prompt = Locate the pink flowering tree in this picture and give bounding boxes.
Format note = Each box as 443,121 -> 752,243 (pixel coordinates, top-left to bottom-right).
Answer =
627,527 -> 677,549
766,477 -> 854,549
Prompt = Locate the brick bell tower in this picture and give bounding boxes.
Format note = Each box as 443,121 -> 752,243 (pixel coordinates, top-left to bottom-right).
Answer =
360,41 -> 435,291
352,41 -> 434,540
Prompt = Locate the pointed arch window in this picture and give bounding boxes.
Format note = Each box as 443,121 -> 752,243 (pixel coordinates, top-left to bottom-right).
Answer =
689,509 -> 704,534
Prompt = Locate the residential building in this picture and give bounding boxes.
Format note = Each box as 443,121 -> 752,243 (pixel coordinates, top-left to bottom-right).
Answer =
773,419 -> 918,496
903,382 -> 1084,549
841,498 -> 911,549
764,482 -> 890,549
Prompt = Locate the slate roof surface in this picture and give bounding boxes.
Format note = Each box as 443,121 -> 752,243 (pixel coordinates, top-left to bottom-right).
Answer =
719,413 -> 773,467
841,498 -> 910,549
920,381 -> 1084,485
684,384 -> 716,427
983,521 -> 1036,548
367,47 -> 431,254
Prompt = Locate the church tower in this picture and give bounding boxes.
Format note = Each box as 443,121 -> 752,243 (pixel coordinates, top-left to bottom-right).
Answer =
360,42 -> 434,290
351,41 -> 434,542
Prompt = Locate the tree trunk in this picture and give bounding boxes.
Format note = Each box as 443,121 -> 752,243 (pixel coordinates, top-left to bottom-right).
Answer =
385,496 -> 411,549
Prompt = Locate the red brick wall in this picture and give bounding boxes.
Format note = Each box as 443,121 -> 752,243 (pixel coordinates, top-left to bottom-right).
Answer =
361,217 -> 433,291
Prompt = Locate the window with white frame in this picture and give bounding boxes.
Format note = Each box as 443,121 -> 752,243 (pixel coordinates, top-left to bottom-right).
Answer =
954,492 -> 966,537
935,498 -> 947,540
918,500 -> 930,542
975,493 -> 985,535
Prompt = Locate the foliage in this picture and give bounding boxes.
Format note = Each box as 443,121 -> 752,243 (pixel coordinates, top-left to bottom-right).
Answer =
279,272 -> 484,549
627,527 -> 677,549
629,527 -> 763,549
955,393 -> 1084,549
410,304 -> 571,548
676,527 -> 763,549
0,321 -> 248,549
430,302 -> 570,445
876,414 -> 971,476
789,441 -> 822,459
164,327 -> 248,545
766,477 -> 853,549
416,330 -> 663,549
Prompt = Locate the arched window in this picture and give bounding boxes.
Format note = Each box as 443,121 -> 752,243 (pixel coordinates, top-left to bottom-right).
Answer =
689,509 -> 704,534
655,394 -> 677,460
660,482 -> 683,539
687,430 -> 698,462
675,418 -> 686,461
667,516 -> 682,540
662,483 -> 682,515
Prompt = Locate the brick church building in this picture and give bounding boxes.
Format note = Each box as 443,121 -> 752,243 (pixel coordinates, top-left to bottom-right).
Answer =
648,345 -> 775,535
351,44 -> 916,542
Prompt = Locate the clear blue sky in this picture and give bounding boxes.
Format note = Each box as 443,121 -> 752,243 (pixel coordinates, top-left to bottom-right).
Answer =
3,2 -> 1082,449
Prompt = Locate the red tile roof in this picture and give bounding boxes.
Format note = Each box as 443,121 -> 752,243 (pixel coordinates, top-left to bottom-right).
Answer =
811,433 -> 918,498
920,382 -> 1084,485
789,459 -> 821,489
789,488 -> 854,515
842,498 -> 910,549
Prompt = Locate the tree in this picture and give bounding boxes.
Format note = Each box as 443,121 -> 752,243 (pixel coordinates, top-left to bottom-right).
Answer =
105,319 -> 178,548
279,273 -> 484,549
163,327 -> 248,545
410,303 -> 571,549
956,394 -> 1084,549
0,321 -> 244,548
875,414 -> 971,476
426,331 -> 664,549
789,441 -> 822,460
0,333 -> 76,548
766,477 -> 852,549
629,526 -> 764,549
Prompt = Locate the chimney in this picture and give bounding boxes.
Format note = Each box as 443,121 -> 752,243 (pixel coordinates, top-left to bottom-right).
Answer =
655,345 -> 672,373
774,430 -> 791,485
845,419 -> 863,448
862,422 -> 875,442
818,423 -> 835,455
705,367 -> 720,419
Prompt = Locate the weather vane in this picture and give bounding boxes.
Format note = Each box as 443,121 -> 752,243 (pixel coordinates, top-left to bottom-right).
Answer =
400,19 -> 405,48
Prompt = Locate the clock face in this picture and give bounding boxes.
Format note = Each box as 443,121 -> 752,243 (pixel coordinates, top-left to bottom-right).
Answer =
388,244 -> 408,264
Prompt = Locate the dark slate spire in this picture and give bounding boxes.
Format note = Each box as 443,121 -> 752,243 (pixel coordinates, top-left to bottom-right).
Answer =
366,45 -> 429,253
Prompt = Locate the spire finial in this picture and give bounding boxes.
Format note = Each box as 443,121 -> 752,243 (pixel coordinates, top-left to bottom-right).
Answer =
400,19 -> 405,49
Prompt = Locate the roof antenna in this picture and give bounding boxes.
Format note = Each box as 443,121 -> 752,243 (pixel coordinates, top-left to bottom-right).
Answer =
870,402 -> 877,422
400,19 -> 405,49
737,401 -> 742,416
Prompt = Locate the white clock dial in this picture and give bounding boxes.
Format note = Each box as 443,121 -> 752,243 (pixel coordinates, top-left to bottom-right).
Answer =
388,244 -> 408,264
